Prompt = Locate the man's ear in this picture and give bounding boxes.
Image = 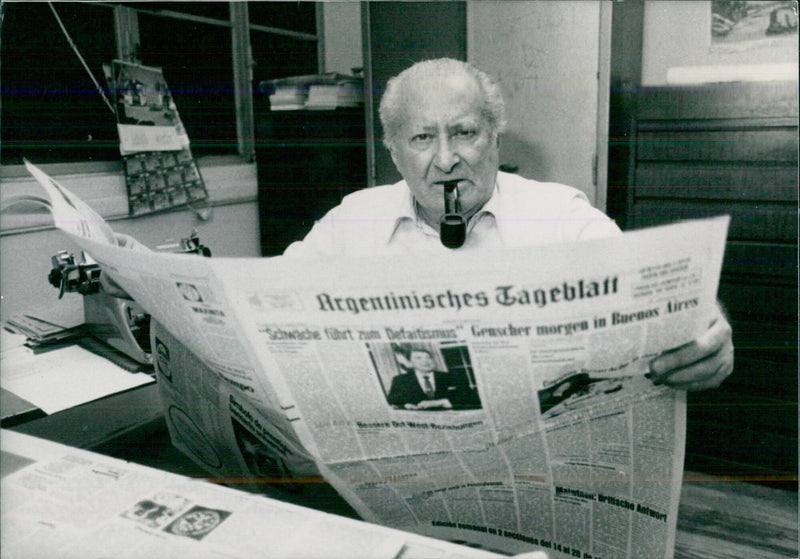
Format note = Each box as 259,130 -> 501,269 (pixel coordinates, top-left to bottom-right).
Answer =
388,145 -> 401,169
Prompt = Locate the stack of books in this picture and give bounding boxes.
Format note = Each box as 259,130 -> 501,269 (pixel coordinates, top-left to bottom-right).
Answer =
268,84 -> 309,111
261,73 -> 363,111
307,80 -> 363,110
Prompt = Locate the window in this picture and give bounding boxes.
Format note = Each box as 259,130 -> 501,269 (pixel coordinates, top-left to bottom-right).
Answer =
249,1 -> 319,85
1,3 -> 119,165
0,1 -> 320,167
137,8 -> 238,154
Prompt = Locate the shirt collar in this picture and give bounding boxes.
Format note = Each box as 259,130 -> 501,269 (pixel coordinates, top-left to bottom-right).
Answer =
385,178 -> 504,245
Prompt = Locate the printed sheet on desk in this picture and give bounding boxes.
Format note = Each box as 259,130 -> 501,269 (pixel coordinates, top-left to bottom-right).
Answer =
0,341 -> 153,415
2,430 -> 499,559
22,160 -> 730,558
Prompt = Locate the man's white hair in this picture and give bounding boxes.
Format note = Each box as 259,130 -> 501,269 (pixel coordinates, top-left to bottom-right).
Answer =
378,58 -> 507,152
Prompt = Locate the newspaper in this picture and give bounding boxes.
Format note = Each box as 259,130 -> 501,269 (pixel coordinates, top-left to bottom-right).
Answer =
23,162 -> 729,558
2,430 -> 498,559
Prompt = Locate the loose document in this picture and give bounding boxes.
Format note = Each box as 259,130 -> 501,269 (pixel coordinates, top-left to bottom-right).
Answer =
1,429 -> 496,559
24,161 -> 729,559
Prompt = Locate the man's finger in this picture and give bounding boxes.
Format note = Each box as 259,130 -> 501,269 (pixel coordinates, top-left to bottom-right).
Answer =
655,347 -> 734,390
649,316 -> 731,377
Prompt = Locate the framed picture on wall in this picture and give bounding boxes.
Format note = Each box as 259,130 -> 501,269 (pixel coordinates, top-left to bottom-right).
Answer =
711,0 -> 797,51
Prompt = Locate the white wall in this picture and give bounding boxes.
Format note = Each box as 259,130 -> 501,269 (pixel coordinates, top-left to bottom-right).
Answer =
642,0 -> 798,85
321,2 -> 363,75
468,1 -> 606,204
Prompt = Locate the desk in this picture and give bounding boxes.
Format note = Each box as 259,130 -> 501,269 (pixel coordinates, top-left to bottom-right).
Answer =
25,413 -> 797,559
675,474 -> 797,559
1,332 -> 158,446
3,355 -> 797,558
2,381 -> 160,448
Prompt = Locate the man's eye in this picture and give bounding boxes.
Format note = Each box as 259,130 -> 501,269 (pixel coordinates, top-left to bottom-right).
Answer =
454,129 -> 476,138
411,133 -> 433,142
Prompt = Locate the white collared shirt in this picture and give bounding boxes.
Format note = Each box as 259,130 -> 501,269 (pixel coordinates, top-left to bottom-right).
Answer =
283,172 -> 621,258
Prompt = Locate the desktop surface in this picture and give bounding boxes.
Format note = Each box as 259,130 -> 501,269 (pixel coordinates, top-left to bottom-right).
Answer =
2,339 -> 796,559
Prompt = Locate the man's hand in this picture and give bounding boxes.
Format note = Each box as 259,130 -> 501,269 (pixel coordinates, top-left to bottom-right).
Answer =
647,302 -> 734,391
404,398 -> 453,410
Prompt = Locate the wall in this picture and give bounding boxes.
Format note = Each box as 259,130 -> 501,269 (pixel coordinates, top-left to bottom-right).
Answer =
642,0 -> 798,85
0,162 -> 260,323
468,1 -> 606,204
321,2 -> 363,75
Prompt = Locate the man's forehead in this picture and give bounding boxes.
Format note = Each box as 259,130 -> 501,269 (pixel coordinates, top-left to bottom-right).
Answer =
400,72 -> 483,125
405,71 -> 479,101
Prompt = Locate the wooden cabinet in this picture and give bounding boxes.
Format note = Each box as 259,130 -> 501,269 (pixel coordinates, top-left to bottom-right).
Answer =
625,81 -> 798,487
254,107 -> 367,256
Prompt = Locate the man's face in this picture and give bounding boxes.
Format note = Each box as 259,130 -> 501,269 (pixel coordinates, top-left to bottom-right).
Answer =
389,72 -> 499,226
410,350 -> 435,373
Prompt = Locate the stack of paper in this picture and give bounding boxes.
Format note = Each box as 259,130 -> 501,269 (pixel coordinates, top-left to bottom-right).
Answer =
269,85 -> 309,111
335,79 -> 363,107
3,300 -> 85,348
261,73 -> 363,111
306,84 -> 339,110
1,342 -> 153,415
306,81 -> 363,110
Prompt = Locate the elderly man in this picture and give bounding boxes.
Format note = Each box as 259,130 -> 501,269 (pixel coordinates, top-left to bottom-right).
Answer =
285,58 -> 733,391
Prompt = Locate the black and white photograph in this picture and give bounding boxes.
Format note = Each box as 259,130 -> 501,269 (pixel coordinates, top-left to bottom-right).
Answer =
164,505 -> 232,540
0,1 -> 795,558
370,341 -> 482,411
121,492 -> 191,530
537,373 -> 638,419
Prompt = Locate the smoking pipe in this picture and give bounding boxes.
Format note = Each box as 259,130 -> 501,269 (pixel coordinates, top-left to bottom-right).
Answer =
439,180 -> 466,249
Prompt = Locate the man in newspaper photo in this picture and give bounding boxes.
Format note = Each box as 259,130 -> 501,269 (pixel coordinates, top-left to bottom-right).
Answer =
387,347 -> 481,410
284,58 -> 734,393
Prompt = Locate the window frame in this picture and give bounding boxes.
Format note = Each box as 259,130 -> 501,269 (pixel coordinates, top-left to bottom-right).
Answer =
0,1 -> 322,178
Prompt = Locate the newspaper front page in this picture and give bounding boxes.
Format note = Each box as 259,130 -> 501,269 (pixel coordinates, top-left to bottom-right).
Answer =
24,163 -> 729,558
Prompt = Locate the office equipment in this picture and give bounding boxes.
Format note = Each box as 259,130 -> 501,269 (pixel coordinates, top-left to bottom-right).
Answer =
48,249 -> 152,366
42,231 -> 210,368
155,230 -> 212,257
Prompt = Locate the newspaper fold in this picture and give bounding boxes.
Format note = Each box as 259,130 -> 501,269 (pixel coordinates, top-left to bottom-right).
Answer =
23,161 -> 729,559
